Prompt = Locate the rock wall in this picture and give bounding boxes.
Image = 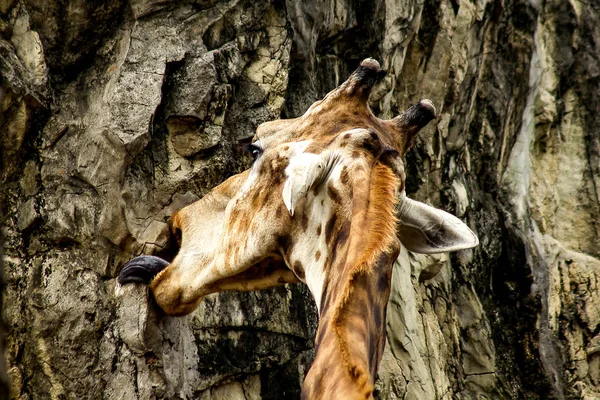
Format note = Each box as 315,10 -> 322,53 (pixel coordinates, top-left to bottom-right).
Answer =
1,232 -> 7,399
1,0 -> 599,399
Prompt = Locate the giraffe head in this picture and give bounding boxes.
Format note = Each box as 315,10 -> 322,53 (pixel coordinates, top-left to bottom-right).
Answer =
119,59 -> 478,399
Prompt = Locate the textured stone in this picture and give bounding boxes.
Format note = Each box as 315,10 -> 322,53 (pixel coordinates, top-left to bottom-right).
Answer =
19,160 -> 39,196
164,49 -> 232,156
1,0 -> 600,399
15,198 -> 38,232
0,0 -> 16,14
7,366 -> 20,400
21,0 -> 123,74
10,3 -> 46,87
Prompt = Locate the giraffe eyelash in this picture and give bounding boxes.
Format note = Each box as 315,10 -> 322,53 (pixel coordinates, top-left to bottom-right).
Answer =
243,143 -> 263,161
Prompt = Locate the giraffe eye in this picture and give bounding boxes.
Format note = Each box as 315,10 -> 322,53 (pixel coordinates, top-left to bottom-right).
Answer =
244,143 -> 263,161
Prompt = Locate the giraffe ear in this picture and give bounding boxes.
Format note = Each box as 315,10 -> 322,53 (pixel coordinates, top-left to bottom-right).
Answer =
397,192 -> 479,254
282,151 -> 339,216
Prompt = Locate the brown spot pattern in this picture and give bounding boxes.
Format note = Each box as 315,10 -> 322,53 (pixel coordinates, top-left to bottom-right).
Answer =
341,166 -> 350,185
327,182 -> 342,205
324,214 -> 338,245
292,260 -> 305,280
301,213 -> 309,231
337,220 -> 350,247
275,205 -> 283,218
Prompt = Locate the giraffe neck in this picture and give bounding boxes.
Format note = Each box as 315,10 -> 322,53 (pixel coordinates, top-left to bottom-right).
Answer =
299,161 -> 401,399
302,250 -> 398,400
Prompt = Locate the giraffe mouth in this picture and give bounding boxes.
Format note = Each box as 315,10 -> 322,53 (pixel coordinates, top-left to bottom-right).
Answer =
117,255 -> 169,285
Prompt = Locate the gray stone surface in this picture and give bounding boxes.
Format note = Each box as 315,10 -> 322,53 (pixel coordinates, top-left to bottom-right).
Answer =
1,0 -> 600,399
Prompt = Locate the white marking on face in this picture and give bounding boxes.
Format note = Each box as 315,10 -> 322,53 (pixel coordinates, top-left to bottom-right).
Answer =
289,161 -> 347,313
239,140 -> 312,196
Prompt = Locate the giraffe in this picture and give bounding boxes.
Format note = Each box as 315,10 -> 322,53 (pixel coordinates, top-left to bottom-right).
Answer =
118,58 -> 478,399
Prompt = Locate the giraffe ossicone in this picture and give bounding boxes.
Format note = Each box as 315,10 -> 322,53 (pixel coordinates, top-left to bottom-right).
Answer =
118,58 -> 478,400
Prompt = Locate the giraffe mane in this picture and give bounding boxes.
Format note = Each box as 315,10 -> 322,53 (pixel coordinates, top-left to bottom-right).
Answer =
330,161 -> 399,391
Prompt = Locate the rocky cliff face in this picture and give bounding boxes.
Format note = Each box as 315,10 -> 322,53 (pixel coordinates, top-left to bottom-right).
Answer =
1,0 -> 599,399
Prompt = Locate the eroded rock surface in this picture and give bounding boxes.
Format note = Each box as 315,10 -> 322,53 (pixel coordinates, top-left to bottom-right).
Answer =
1,0 -> 599,399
